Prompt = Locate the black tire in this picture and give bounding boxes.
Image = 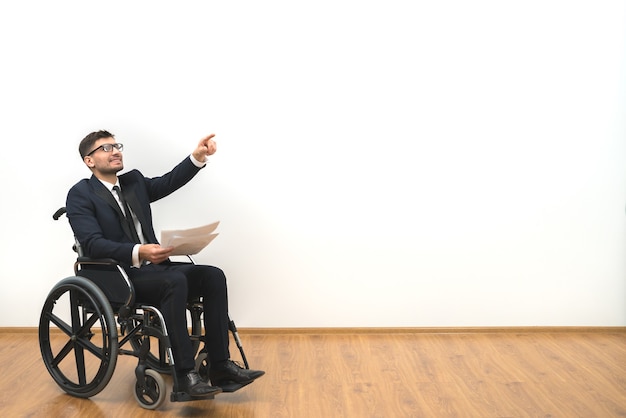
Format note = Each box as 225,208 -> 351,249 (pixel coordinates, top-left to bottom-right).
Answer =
39,276 -> 118,398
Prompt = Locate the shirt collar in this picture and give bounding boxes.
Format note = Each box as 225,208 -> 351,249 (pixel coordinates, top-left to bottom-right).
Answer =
97,177 -> 120,192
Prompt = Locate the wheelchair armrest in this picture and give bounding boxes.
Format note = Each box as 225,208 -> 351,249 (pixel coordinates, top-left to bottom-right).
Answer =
76,257 -> 123,266
74,257 -> 135,313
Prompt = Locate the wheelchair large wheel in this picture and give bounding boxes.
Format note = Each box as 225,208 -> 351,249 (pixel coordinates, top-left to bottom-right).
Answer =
39,276 -> 119,398
128,301 -> 203,375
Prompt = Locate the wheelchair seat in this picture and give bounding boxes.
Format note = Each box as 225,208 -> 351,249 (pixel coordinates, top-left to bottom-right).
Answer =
39,207 -> 252,409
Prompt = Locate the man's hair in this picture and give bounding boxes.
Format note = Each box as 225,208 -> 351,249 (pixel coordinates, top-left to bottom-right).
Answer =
79,130 -> 115,158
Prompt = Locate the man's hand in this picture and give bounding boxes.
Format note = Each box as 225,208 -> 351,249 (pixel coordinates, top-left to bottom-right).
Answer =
192,134 -> 217,162
139,244 -> 175,264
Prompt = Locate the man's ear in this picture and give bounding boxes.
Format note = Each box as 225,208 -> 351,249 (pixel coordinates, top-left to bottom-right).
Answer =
84,156 -> 95,168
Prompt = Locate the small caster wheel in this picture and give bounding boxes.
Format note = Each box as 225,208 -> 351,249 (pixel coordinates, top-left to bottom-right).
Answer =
134,369 -> 166,410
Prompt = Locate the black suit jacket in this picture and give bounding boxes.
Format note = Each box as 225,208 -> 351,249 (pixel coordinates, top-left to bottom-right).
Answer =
66,157 -> 203,267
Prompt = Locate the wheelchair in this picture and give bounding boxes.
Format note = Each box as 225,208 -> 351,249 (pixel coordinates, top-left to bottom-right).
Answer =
39,207 -> 252,409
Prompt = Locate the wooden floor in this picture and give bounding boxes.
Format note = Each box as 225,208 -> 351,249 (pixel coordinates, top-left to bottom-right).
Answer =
1,328 -> 625,417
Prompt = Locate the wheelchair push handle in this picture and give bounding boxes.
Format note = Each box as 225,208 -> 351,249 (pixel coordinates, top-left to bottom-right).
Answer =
53,207 -> 67,220
53,206 -> 83,255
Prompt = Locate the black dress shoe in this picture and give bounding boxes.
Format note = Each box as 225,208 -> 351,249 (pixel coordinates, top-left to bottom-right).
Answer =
209,360 -> 265,386
179,370 -> 222,397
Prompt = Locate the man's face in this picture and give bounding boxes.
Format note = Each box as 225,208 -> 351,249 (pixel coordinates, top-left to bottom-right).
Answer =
83,137 -> 124,176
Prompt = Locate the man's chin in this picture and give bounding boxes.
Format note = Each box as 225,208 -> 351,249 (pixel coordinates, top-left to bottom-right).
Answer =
105,165 -> 124,174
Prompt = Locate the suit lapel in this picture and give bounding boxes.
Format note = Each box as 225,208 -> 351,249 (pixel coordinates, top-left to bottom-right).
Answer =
91,176 -> 122,216
90,176 -> 136,242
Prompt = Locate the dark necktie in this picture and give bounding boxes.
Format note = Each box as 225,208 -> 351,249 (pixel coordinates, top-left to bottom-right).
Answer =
112,185 -> 141,243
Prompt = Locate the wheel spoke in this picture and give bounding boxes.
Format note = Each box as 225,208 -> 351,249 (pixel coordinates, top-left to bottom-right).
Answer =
70,289 -> 87,385
50,339 -> 75,367
77,310 -> 102,336
76,336 -> 109,360
46,312 -> 73,337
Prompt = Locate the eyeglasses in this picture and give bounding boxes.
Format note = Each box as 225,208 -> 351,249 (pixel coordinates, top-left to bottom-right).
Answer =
86,143 -> 124,156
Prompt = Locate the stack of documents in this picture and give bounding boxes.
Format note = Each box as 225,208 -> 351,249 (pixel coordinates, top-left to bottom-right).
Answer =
161,221 -> 220,255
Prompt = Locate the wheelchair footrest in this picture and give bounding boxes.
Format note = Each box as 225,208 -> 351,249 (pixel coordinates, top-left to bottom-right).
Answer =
217,380 -> 252,393
170,391 -> 216,402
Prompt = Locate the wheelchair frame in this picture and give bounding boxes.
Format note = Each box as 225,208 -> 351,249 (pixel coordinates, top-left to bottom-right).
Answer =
38,207 -> 251,409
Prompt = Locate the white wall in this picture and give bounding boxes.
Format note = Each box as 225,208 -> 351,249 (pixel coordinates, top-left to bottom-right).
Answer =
0,1 -> 624,327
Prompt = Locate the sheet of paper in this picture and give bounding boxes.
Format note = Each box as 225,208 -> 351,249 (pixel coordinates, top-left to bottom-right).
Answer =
161,221 -> 220,255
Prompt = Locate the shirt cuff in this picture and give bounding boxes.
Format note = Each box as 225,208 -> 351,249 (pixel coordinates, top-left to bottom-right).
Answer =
132,244 -> 142,268
190,154 -> 207,167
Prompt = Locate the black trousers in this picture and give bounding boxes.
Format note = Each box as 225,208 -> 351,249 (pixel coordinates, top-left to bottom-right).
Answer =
128,263 -> 230,373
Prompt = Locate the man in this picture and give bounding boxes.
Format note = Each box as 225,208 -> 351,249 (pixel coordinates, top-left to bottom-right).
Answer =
66,130 -> 264,398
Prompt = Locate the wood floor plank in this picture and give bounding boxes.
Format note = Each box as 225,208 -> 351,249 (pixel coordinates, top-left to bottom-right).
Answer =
0,330 -> 624,417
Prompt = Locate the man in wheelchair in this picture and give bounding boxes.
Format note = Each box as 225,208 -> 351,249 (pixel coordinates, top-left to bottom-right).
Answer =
65,130 -> 264,398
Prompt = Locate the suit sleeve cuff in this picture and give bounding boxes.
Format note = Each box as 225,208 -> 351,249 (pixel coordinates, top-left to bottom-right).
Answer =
190,154 -> 207,168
